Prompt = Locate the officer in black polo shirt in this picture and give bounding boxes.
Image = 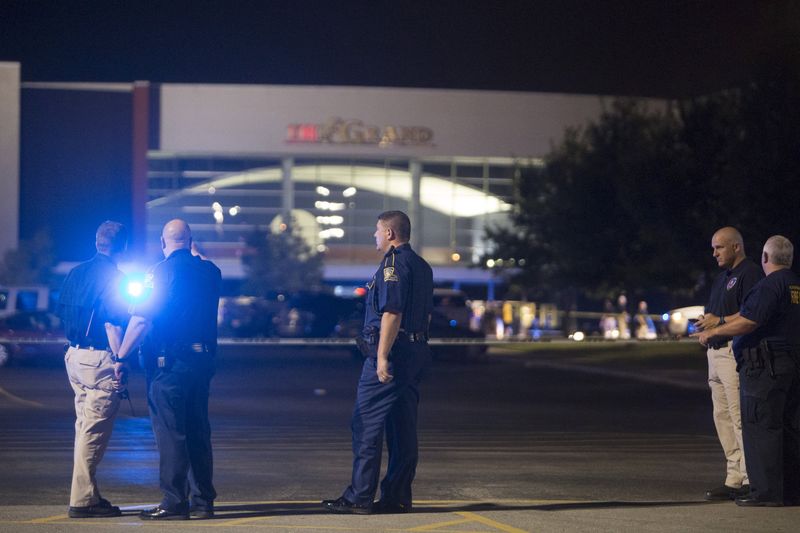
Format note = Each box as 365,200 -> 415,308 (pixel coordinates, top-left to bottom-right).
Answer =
114,219 -> 221,520
694,226 -> 763,501
324,210 -> 433,515
58,220 -> 128,518
696,235 -> 800,506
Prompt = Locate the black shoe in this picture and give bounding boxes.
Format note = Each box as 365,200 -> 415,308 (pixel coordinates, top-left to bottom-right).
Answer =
374,500 -> 411,514
322,497 -> 372,515
190,506 -> 215,519
735,485 -> 751,498
68,498 -> 122,518
735,496 -> 783,507
139,505 -> 190,520
704,485 -> 739,501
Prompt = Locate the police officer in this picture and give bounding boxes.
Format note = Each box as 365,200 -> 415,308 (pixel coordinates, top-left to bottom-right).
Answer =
57,221 -> 128,518
695,235 -> 800,506
694,226 -> 763,500
323,210 -> 433,514
114,219 -> 221,520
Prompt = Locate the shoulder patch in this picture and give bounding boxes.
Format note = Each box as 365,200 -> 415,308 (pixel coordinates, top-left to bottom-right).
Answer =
383,267 -> 399,282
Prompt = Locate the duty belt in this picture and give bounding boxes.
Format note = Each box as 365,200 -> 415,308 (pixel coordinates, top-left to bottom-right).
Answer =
398,331 -> 428,343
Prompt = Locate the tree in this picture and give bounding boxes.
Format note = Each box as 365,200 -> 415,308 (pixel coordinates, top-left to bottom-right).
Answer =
240,221 -> 324,296
0,230 -> 56,286
485,66 -> 800,305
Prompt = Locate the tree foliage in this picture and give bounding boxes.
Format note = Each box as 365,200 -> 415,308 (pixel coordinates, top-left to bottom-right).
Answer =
241,222 -> 324,296
485,67 -> 800,304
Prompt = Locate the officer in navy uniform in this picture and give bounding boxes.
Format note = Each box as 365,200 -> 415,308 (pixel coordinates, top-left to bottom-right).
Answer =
696,235 -> 800,506
324,210 -> 433,514
114,219 -> 221,520
58,221 -> 128,518
694,226 -> 763,501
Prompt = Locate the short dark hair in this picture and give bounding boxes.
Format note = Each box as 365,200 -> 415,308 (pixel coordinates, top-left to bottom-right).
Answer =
378,211 -> 411,241
95,220 -> 127,254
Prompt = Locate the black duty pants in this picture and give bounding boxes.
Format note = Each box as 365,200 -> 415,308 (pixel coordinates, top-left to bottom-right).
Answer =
739,354 -> 800,504
343,338 -> 430,506
148,354 -> 216,511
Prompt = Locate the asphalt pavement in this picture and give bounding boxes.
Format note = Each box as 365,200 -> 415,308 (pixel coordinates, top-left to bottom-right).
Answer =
1,342 -> 799,532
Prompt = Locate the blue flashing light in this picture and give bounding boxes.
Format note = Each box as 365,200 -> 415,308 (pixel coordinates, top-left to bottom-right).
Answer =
119,273 -> 151,306
449,319 -> 457,328
127,280 -> 144,298
662,313 -> 670,321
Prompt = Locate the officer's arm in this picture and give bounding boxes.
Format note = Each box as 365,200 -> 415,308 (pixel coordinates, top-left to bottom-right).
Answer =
105,322 -> 124,354
116,315 -> 152,361
693,315 -> 758,346
376,311 -> 402,383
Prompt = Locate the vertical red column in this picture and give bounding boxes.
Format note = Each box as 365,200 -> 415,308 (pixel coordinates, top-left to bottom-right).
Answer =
131,81 -> 149,257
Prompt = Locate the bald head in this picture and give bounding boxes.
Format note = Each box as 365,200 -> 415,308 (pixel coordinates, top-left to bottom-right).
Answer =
161,219 -> 192,257
711,226 -> 746,270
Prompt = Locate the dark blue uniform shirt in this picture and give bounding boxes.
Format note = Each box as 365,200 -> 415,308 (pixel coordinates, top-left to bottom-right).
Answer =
132,249 -> 221,351
706,258 -> 763,344
57,253 -> 127,347
363,243 -> 433,334
734,268 -> 800,361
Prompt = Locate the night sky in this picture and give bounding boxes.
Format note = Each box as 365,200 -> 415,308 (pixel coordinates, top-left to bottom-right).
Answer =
2,0 -> 797,98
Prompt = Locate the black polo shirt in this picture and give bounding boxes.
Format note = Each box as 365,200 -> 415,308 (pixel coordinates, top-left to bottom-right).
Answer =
706,257 -> 763,322
132,248 -> 221,350
363,243 -> 433,334
734,268 -> 800,360
57,253 -> 127,347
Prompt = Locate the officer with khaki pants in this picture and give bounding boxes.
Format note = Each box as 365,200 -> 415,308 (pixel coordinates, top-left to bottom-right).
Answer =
696,227 -> 763,500
57,221 -> 129,518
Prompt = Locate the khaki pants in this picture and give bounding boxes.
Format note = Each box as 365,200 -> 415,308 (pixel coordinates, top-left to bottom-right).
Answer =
65,346 -> 120,507
708,342 -> 748,487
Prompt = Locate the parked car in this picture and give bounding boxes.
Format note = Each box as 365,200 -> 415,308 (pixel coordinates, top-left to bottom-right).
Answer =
0,311 -> 65,366
667,305 -> 704,336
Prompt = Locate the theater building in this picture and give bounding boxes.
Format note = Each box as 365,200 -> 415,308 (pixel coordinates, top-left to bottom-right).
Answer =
1,63 -> 626,295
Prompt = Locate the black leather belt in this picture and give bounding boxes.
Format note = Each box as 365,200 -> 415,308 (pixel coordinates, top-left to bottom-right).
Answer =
398,331 -> 428,343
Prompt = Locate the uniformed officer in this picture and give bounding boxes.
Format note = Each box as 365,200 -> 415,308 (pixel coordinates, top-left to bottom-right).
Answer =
695,235 -> 800,506
57,221 -> 128,518
114,219 -> 221,520
323,210 -> 433,515
694,226 -> 763,500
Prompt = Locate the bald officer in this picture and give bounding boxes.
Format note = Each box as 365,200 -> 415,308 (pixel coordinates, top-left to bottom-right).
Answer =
696,235 -> 800,506
114,219 -> 221,520
324,210 -> 434,514
694,227 -> 763,500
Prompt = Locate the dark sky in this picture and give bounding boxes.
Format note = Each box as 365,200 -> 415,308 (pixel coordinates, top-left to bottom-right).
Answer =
3,0 -> 797,98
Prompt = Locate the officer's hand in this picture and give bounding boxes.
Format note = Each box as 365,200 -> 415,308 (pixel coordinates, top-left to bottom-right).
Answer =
113,362 -> 129,386
694,313 -> 718,332
690,330 -> 710,347
377,357 -> 393,384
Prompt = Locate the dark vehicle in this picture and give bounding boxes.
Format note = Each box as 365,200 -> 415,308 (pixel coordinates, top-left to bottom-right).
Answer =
0,311 -> 65,366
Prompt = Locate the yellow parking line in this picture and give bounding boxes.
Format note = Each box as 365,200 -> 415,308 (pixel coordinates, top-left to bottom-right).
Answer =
24,514 -> 68,523
218,515 -> 277,526
0,386 -> 44,408
408,517 -> 473,531
457,512 -> 529,533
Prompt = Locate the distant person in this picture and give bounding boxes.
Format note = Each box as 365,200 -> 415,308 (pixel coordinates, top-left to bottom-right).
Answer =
600,299 -> 618,339
114,219 -> 222,520
57,221 -> 128,518
695,235 -> 800,506
694,227 -> 763,501
617,292 -> 630,340
323,210 -> 433,514
634,300 -> 656,340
